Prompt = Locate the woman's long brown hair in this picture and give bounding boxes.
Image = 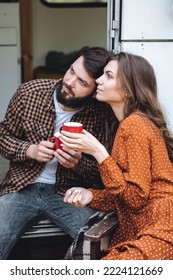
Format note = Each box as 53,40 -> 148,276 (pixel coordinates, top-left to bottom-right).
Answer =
109,52 -> 173,162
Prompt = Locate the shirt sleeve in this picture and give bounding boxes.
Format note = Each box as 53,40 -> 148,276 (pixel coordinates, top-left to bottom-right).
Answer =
0,85 -> 32,161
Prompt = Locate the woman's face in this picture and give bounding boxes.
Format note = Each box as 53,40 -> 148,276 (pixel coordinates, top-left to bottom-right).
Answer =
96,60 -> 127,106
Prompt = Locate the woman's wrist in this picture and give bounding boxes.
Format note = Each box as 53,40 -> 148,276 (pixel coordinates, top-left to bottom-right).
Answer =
93,144 -> 109,164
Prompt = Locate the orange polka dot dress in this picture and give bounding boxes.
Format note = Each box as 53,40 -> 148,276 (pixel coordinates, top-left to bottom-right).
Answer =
89,114 -> 173,260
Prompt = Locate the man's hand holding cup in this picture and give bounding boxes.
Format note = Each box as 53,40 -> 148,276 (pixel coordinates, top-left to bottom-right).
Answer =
51,122 -> 83,169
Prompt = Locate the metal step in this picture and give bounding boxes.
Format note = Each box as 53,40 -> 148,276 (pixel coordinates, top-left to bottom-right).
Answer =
22,219 -> 67,238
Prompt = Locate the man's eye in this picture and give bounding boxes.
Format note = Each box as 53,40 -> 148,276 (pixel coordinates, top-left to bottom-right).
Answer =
80,80 -> 88,87
70,67 -> 74,74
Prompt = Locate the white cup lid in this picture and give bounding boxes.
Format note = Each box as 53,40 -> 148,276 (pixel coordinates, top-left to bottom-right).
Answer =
63,122 -> 83,127
54,131 -> 61,137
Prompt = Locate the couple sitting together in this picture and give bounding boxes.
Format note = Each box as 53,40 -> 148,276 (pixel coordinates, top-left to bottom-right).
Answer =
0,47 -> 173,260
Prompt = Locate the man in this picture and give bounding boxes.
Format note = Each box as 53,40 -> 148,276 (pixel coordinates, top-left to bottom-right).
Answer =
0,47 -> 116,259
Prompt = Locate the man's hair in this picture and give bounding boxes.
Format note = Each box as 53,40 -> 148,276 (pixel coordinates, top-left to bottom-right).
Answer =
80,47 -> 113,79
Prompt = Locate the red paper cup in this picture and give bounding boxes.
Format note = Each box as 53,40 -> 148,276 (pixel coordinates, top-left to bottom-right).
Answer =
49,132 -> 63,150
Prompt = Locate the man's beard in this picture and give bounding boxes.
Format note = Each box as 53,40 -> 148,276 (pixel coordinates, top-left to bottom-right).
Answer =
56,82 -> 95,109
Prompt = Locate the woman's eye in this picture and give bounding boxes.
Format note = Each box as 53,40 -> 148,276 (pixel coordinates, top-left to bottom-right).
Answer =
107,73 -> 112,79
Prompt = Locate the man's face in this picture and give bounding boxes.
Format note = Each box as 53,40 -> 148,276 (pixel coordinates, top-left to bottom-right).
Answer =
56,56 -> 96,109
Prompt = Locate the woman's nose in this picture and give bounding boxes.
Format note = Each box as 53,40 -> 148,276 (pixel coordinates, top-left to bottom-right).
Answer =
96,76 -> 103,85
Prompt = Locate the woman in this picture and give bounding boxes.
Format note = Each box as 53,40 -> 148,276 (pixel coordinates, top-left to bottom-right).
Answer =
60,52 -> 173,260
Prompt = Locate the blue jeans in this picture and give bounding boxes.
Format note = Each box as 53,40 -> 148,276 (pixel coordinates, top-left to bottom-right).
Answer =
0,183 -> 96,259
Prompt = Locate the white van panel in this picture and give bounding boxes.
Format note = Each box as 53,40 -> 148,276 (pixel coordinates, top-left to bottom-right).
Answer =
121,0 -> 173,40
0,28 -> 17,45
0,46 -> 20,121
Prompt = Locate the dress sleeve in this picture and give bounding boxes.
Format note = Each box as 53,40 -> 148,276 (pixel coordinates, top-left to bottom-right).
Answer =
89,117 -> 152,210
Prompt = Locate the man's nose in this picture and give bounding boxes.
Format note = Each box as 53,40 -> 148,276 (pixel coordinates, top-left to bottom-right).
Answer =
67,76 -> 77,87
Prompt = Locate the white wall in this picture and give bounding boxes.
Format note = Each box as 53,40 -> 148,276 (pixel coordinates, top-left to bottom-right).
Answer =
32,0 -> 107,67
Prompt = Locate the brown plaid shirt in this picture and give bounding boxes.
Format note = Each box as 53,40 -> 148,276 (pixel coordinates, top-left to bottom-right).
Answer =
0,79 -> 115,196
